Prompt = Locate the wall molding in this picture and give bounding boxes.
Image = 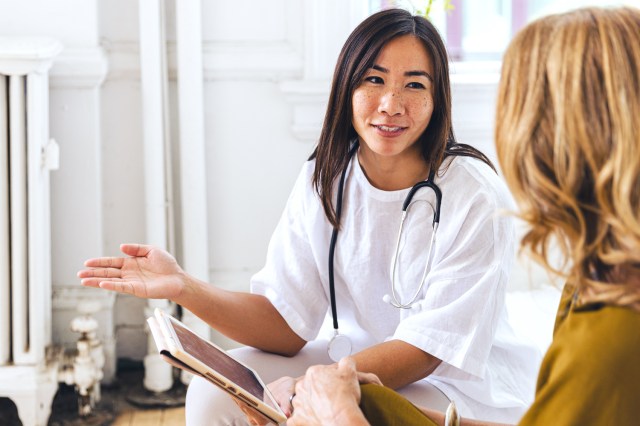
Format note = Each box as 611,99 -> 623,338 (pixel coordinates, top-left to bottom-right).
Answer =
49,46 -> 108,88
202,40 -> 302,81
103,40 -> 303,82
279,79 -> 329,142
51,286 -> 115,311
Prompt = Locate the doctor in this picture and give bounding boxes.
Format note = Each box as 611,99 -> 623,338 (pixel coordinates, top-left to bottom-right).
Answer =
78,8 -> 539,425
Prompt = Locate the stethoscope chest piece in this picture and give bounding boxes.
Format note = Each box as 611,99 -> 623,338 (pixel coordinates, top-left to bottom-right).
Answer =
327,331 -> 352,362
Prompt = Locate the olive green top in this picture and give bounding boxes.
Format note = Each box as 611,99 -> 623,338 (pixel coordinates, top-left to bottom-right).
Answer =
519,288 -> 640,425
360,383 -> 438,426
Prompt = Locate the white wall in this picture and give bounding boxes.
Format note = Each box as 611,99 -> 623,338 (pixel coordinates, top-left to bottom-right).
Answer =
0,0 -> 531,381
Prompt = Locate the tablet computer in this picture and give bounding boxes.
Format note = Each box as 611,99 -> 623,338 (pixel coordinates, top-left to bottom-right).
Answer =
147,308 -> 286,424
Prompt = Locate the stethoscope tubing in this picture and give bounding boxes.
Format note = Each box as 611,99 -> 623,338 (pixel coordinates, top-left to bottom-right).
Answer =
387,169 -> 441,309
388,220 -> 438,309
327,145 -> 354,330
403,171 -> 442,222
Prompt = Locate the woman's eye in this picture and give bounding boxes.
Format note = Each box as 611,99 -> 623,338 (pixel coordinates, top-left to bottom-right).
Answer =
364,76 -> 383,84
407,82 -> 426,89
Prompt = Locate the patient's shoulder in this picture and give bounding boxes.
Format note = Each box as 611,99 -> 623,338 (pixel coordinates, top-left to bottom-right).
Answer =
541,304 -> 640,398
520,306 -> 640,425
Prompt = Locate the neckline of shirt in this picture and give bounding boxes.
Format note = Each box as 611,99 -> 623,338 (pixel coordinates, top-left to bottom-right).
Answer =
352,151 -> 414,203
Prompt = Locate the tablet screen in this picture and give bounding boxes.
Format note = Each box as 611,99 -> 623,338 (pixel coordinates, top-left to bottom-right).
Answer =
169,318 -> 280,412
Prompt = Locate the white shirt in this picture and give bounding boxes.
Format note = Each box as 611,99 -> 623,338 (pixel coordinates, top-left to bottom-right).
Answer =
251,154 -> 540,422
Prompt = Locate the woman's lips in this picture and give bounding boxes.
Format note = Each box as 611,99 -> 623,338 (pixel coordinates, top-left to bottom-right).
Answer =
373,124 -> 406,136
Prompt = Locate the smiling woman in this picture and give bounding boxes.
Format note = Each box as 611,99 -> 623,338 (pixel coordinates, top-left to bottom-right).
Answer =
352,35 -> 435,191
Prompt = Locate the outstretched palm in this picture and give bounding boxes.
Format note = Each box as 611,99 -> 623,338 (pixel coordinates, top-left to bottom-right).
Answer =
78,244 -> 186,300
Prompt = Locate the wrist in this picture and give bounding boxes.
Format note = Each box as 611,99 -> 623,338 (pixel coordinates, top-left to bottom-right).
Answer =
173,271 -> 199,307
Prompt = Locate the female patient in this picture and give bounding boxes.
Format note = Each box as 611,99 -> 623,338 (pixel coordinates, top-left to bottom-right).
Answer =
79,8 -> 538,424
287,6 -> 640,426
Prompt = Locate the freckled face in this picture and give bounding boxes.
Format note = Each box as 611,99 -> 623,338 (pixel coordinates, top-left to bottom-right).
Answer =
352,35 -> 434,163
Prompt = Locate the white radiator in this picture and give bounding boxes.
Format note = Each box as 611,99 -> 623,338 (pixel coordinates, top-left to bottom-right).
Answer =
0,36 -> 62,426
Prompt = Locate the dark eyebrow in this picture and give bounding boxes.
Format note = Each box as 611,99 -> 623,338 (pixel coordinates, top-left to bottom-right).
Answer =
372,64 -> 433,82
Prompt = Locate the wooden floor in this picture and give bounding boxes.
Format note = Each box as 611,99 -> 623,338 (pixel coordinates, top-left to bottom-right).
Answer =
111,406 -> 185,426
105,367 -> 188,426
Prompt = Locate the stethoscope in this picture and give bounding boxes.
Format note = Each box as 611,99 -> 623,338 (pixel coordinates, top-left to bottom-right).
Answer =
327,143 -> 442,362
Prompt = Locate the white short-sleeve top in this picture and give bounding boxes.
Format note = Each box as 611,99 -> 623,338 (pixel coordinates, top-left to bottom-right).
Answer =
251,153 -> 540,421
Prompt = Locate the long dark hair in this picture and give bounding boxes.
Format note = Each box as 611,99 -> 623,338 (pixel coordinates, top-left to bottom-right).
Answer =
310,8 -> 494,227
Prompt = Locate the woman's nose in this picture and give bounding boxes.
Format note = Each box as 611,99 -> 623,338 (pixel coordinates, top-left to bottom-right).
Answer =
378,89 -> 405,116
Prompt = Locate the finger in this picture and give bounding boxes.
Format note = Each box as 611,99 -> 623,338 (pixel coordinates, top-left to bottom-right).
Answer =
293,376 -> 305,397
237,401 -> 271,425
289,392 -> 299,418
80,278 -> 123,291
338,356 -> 356,371
83,257 -> 125,268
236,404 -> 256,424
97,280 -> 140,296
120,243 -> 153,258
358,372 -> 383,386
279,401 -> 292,417
79,278 -> 103,288
288,414 -> 302,426
279,392 -> 294,418
77,267 -> 122,279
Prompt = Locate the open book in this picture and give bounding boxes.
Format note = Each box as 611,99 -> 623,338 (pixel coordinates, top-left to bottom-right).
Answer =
147,308 -> 287,424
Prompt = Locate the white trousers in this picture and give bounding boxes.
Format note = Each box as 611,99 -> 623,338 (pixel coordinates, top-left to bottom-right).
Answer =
185,339 -> 450,426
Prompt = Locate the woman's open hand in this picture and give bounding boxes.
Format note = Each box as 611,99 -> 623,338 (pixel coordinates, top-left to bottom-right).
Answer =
77,243 -> 186,300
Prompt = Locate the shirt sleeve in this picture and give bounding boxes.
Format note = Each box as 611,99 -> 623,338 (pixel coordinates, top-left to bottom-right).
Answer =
250,162 -> 329,341
393,165 -> 516,379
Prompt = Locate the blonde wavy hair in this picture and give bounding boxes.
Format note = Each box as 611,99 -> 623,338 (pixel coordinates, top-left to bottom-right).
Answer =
496,7 -> 640,310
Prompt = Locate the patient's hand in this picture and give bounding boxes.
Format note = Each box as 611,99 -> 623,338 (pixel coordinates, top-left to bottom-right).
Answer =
265,361 -> 381,420
288,357 -> 374,426
240,359 -> 383,425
